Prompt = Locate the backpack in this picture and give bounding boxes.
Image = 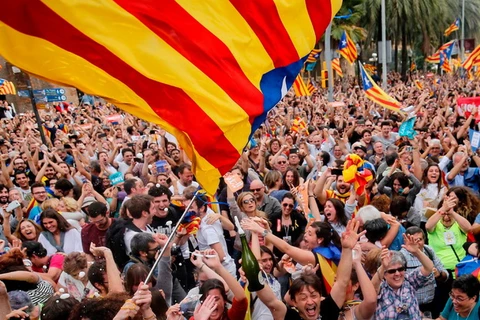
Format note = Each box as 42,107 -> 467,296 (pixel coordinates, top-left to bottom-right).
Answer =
105,219 -> 142,270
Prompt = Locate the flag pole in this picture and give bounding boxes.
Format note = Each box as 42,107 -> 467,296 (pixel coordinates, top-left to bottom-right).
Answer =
145,189 -> 200,283
325,22 -> 334,102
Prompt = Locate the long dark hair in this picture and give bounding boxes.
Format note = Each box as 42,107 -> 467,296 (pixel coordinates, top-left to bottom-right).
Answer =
40,208 -> 73,233
421,164 -> 444,190
310,221 -> 341,249
326,198 -> 349,227
447,186 -> 480,224
282,168 -> 300,189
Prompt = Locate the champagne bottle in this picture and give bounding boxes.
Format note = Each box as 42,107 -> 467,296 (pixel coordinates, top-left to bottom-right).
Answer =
234,217 -> 264,292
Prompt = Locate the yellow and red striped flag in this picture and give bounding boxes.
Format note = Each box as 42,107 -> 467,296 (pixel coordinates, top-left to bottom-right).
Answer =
444,18 -> 460,37
306,49 -> 322,63
440,52 -> 452,73
292,75 -> 310,97
410,61 -> 416,72
425,53 -> 440,64
306,79 -> 317,95
0,79 -> 16,95
0,0 -> 341,194
414,80 -> 423,91
359,62 -> 404,113
339,31 -> 357,64
363,64 -> 377,74
332,58 -> 343,77
462,45 -> 480,70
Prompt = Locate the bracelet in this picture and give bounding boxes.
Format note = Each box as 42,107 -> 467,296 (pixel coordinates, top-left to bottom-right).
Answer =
199,263 -> 205,271
143,314 -> 156,320
309,195 -> 315,198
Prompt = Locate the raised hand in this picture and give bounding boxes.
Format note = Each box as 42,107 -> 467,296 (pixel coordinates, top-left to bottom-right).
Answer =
401,234 -> 420,254
201,249 -> 222,271
193,295 -> 218,320
240,218 -> 264,234
166,304 -> 184,320
131,282 -> 152,312
380,247 -> 392,269
341,219 -> 365,249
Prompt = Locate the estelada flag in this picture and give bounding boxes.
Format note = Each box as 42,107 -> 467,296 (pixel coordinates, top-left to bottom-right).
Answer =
0,0 -> 341,194
0,79 -> 16,95
359,62 -> 404,113
444,18 -> 460,37
339,30 -> 358,64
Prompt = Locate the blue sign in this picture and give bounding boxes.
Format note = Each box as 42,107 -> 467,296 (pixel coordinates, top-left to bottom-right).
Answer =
34,96 -> 47,103
17,90 -> 30,98
32,88 -> 67,102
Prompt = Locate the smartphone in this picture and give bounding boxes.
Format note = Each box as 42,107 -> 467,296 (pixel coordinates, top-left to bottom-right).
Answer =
127,143 -> 135,148
6,200 -> 21,212
98,133 -> 107,139
406,146 -> 413,152
331,168 -> 343,176
134,157 -> 143,162
289,148 -> 298,154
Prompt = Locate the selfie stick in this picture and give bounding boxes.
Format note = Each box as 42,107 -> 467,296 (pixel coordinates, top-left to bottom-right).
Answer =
145,189 -> 200,283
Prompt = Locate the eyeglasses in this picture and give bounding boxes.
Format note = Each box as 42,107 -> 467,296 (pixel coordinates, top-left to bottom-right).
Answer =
250,188 -> 262,192
33,191 -> 46,195
148,246 -> 161,252
449,291 -> 470,302
282,203 -> 294,209
385,267 -> 406,274
242,198 -> 255,205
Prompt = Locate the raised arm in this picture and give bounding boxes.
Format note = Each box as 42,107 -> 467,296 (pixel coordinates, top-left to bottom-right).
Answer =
352,244 -> 377,320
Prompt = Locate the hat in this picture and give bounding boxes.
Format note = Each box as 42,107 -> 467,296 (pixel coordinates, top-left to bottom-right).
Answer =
82,196 -> 96,208
352,142 -> 367,153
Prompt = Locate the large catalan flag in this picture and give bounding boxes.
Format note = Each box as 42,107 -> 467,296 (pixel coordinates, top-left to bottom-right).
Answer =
0,79 -> 16,95
462,45 -> 480,71
444,18 -> 460,37
426,40 -> 455,64
332,58 -> 343,77
359,62 -> 404,113
339,31 -> 357,64
292,75 -> 310,97
0,0 -> 341,194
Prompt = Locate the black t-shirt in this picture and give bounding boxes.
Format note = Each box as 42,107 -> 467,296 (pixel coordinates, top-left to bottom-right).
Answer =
284,295 -> 340,320
150,205 -> 181,236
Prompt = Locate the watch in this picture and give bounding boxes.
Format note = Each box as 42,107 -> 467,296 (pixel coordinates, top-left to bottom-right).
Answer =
262,229 -> 270,238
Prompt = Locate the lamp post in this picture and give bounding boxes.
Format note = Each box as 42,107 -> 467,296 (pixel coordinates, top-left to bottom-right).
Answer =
356,43 -> 362,84
12,66 -> 47,145
461,0 -> 465,62
381,0 -> 387,89
371,53 -> 378,67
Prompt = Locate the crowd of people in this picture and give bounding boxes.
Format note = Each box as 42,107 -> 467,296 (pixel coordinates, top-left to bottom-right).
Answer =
1,72 -> 480,320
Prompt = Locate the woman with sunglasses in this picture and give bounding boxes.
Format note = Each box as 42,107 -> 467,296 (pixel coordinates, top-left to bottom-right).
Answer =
269,192 -> 306,257
372,234 -> 434,320
227,184 -> 269,252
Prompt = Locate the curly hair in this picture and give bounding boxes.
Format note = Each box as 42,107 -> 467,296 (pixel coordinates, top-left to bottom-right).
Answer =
0,248 -> 27,270
447,186 -> 480,224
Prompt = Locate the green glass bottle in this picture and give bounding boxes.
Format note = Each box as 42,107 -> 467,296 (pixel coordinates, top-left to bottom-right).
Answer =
234,217 -> 264,292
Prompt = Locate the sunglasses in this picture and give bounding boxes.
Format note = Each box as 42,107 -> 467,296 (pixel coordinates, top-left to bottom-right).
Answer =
282,203 -> 294,209
277,161 -> 287,164
242,198 -> 255,205
250,188 -> 262,192
385,267 -> 406,274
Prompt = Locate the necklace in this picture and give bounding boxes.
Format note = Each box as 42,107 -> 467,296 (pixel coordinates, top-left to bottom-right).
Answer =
457,307 -> 473,320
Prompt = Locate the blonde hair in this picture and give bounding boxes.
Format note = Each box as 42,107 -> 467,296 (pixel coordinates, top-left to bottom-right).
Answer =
41,198 -> 60,211
236,192 -> 267,220
62,197 -> 80,212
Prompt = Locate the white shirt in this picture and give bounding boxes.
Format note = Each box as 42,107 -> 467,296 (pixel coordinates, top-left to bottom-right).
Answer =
169,180 -> 199,195
38,228 -> 83,256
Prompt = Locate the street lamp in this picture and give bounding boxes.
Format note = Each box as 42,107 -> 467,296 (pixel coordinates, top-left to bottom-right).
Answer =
371,53 -> 378,67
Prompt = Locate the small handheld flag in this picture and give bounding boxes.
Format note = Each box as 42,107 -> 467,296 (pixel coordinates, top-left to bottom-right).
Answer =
292,75 -> 310,97
0,79 -> 16,95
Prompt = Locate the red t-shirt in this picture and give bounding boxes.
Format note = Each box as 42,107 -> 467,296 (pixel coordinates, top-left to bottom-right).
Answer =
32,253 -> 64,273
81,221 -> 112,254
189,298 -> 247,320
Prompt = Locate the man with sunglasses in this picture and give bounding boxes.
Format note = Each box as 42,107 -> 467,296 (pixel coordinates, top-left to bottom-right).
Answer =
122,232 -> 166,277
249,179 -> 281,218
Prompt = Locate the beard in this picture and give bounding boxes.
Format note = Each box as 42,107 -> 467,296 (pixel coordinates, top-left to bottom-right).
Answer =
0,196 -> 8,205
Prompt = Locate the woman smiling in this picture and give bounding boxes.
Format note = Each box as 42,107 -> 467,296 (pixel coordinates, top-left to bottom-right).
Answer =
38,208 -> 83,256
